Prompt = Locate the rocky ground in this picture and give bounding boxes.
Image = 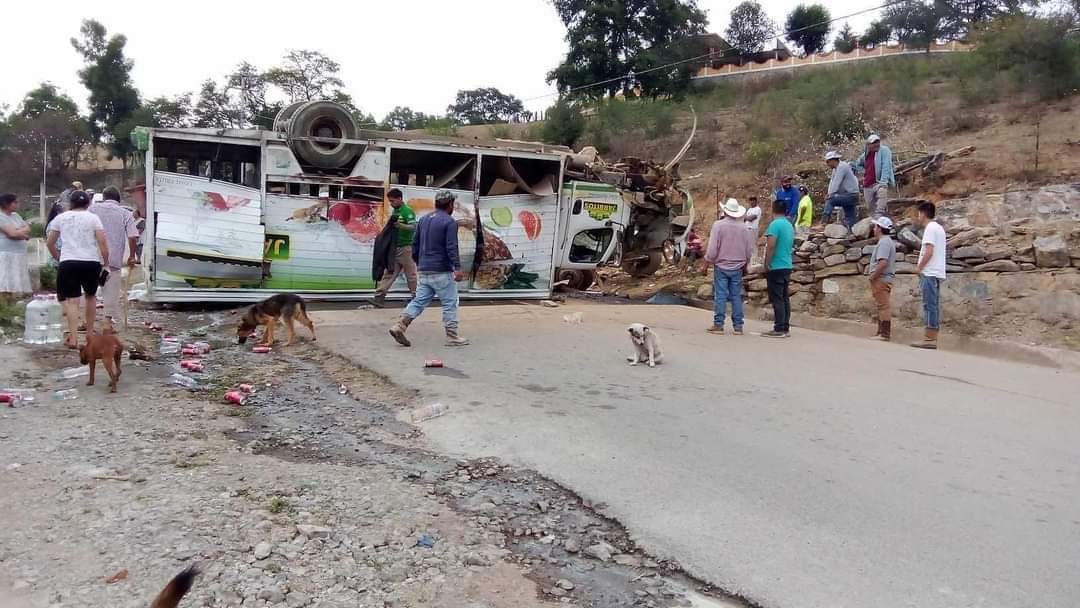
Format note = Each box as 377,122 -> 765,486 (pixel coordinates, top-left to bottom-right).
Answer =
0,307 -> 741,608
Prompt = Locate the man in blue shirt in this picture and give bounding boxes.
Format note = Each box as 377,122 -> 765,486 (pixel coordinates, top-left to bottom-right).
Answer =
762,198 -> 795,338
389,190 -> 469,347
853,133 -> 895,218
774,175 -> 801,221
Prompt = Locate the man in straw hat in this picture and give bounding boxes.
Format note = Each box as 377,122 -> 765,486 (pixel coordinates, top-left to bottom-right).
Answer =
704,198 -> 753,335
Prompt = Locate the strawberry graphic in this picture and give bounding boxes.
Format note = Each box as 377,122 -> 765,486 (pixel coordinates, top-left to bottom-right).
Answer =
519,210 -> 541,241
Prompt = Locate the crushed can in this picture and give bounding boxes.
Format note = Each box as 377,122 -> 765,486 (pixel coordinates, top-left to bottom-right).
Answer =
0,393 -> 20,407
224,390 -> 247,406
180,360 -> 204,373
181,347 -> 199,356
185,342 -> 211,354
238,383 -> 256,394
424,358 -> 444,368
252,346 -> 272,354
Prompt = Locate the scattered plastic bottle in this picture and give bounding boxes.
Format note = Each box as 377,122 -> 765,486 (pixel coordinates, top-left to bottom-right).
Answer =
160,340 -> 180,355
169,373 -> 199,389
54,389 -> 79,401
562,312 -> 584,324
0,388 -> 35,403
54,365 -> 90,380
410,402 -> 449,423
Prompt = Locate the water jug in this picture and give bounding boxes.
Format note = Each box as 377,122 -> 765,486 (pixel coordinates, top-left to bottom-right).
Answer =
22,296 -> 49,345
45,295 -> 63,343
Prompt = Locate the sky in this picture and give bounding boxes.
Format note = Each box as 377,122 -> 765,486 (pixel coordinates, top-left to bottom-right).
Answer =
1,0 -> 879,121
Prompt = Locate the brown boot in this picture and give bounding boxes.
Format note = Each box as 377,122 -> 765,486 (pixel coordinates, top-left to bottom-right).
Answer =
873,320 -> 883,338
388,316 -> 413,347
910,328 -> 938,349
371,293 -> 386,308
445,328 -> 470,347
878,320 -> 891,342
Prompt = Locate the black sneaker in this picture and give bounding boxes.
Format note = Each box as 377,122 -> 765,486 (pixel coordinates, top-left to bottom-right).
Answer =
760,330 -> 786,338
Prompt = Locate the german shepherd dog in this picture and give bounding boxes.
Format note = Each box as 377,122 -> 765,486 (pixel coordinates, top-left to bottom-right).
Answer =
151,565 -> 199,608
237,294 -> 317,346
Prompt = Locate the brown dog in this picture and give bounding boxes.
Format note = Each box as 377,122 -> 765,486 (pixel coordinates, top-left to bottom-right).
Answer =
80,331 -> 124,393
151,565 -> 199,608
237,293 -> 317,346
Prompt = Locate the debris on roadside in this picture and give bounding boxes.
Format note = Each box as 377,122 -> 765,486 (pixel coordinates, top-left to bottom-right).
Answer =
410,402 -> 449,423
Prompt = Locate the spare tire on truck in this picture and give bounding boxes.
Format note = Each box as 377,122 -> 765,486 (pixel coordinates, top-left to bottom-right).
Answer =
286,101 -> 362,169
272,101 -> 306,133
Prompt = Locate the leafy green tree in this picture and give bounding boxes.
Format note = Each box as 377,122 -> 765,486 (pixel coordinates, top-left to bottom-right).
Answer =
264,50 -> 346,102
226,62 -> 280,129
861,20 -> 893,47
19,83 -> 81,118
785,4 -> 832,55
145,94 -> 193,129
447,88 -> 524,124
192,80 -> 239,128
380,106 -> 434,131
70,19 -> 140,156
884,0 -> 959,48
547,0 -> 708,98
540,99 -> 586,146
833,23 -> 859,53
726,1 -> 776,54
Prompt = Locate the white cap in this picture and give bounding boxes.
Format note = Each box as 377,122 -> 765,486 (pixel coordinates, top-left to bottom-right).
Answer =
92,193 -> 104,203
720,198 -> 746,219
866,133 -> 881,144
871,216 -> 894,231
824,151 -> 842,161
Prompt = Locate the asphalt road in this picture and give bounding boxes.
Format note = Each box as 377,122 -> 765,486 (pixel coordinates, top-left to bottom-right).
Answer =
312,303 -> 1080,608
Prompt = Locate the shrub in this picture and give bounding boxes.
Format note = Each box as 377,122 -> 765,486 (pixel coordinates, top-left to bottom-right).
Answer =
541,100 -> 586,147
424,118 -> 460,137
745,136 -> 785,175
39,264 -> 57,292
971,15 -> 1080,101
487,124 -> 513,139
29,222 -> 45,238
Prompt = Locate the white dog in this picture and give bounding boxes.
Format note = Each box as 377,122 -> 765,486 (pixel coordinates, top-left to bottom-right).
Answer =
627,323 -> 664,368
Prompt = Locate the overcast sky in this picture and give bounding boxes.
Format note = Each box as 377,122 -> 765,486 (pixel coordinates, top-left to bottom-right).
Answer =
1,0 -> 879,120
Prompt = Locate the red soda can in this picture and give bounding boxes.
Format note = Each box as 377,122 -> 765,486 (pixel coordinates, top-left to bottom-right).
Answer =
424,358 -> 444,368
0,393 -> 19,406
163,335 -> 179,343
252,346 -> 272,353
183,361 -> 205,373
238,384 -> 255,394
181,347 -> 199,356
224,390 -> 247,405
185,342 -> 211,354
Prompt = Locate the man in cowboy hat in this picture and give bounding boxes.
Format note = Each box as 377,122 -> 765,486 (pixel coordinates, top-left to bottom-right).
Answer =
867,216 -> 897,341
853,133 -> 895,218
704,198 -> 754,335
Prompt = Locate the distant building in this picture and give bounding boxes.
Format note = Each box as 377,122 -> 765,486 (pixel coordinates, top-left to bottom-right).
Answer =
693,33 -> 793,72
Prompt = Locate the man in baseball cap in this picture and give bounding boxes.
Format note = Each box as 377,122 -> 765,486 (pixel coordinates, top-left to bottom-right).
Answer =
867,215 -> 897,341
854,133 -> 895,218
823,151 -> 860,230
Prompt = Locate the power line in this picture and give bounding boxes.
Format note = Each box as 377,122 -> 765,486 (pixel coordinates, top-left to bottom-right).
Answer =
524,0 -> 911,104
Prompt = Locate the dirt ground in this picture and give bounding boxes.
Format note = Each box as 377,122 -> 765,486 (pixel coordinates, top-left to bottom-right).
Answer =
0,307 -> 740,608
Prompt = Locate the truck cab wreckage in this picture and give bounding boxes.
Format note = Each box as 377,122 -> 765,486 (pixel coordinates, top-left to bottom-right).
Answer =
133,100 -> 695,302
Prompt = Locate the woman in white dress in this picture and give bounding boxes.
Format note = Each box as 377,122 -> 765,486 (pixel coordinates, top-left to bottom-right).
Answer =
0,193 -> 32,301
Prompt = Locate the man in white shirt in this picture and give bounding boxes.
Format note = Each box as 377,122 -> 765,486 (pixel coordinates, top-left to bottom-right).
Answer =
743,196 -> 762,234
912,202 -> 947,349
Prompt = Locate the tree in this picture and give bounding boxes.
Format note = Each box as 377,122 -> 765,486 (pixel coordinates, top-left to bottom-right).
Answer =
328,90 -> 377,127
447,88 -> 525,125
884,0 -> 958,49
726,1 -> 776,54
192,80 -> 239,129
833,23 -> 859,53
13,84 -> 92,170
547,0 -> 708,99
785,4 -> 832,55
380,106 -> 434,131
861,20 -> 893,47
145,94 -> 193,129
19,83 -> 80,118
70,19 -> 140,151
226,62 -> 279,129
540,99 -> 586,147
264,50 -> 346,102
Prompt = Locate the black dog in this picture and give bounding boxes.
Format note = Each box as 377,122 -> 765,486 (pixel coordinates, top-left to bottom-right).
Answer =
237,294 -> 317,346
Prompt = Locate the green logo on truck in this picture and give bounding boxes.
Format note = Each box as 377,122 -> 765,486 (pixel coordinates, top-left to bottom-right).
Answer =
583,201 -> 618,221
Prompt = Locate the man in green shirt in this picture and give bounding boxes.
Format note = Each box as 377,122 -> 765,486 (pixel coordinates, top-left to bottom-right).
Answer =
762,198 -> 795,338
373,188 -> 418,307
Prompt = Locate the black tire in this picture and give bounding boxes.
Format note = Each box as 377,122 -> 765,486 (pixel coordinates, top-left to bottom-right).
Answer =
621,251 -> 663,277
288,101 -> 361,169
572,270 -> 596,290
272,101 -> 306,133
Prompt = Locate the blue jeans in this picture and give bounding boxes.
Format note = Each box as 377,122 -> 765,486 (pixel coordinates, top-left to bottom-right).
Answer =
403,272 -> 460,332
713,268 -> 744,328
823,193 -> 858,228
920,275 -> 942,330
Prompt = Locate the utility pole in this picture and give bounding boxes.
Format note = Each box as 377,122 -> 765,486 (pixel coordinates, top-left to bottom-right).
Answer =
39,138 -> 48,225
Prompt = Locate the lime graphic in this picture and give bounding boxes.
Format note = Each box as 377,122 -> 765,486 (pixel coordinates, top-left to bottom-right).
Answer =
490,207 -> 513,227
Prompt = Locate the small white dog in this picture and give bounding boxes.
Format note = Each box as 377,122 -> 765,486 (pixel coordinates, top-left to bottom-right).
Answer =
627,323 -> 664,368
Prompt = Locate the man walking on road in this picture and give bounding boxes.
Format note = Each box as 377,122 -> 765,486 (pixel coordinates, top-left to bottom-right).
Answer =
867,216 -> 897,341
912,202 -> 946,349
854,133 -> 895,218
774,176 -> 800,222
705,199 -> 753,335
90,186 -> 138,329
372,188 -> 418,307
389,190 -> 469,347
822,151 -> 860,229
762,199 -> 795,338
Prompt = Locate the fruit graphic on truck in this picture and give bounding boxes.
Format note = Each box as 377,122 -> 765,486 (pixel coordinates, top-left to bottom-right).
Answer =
519,210 -> 541,240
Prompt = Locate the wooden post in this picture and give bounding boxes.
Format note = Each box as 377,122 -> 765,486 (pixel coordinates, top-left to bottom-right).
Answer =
1034,118 -> 1041,173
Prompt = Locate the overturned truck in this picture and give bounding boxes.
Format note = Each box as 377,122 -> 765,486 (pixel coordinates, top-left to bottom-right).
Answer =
135,100 -> 693,302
